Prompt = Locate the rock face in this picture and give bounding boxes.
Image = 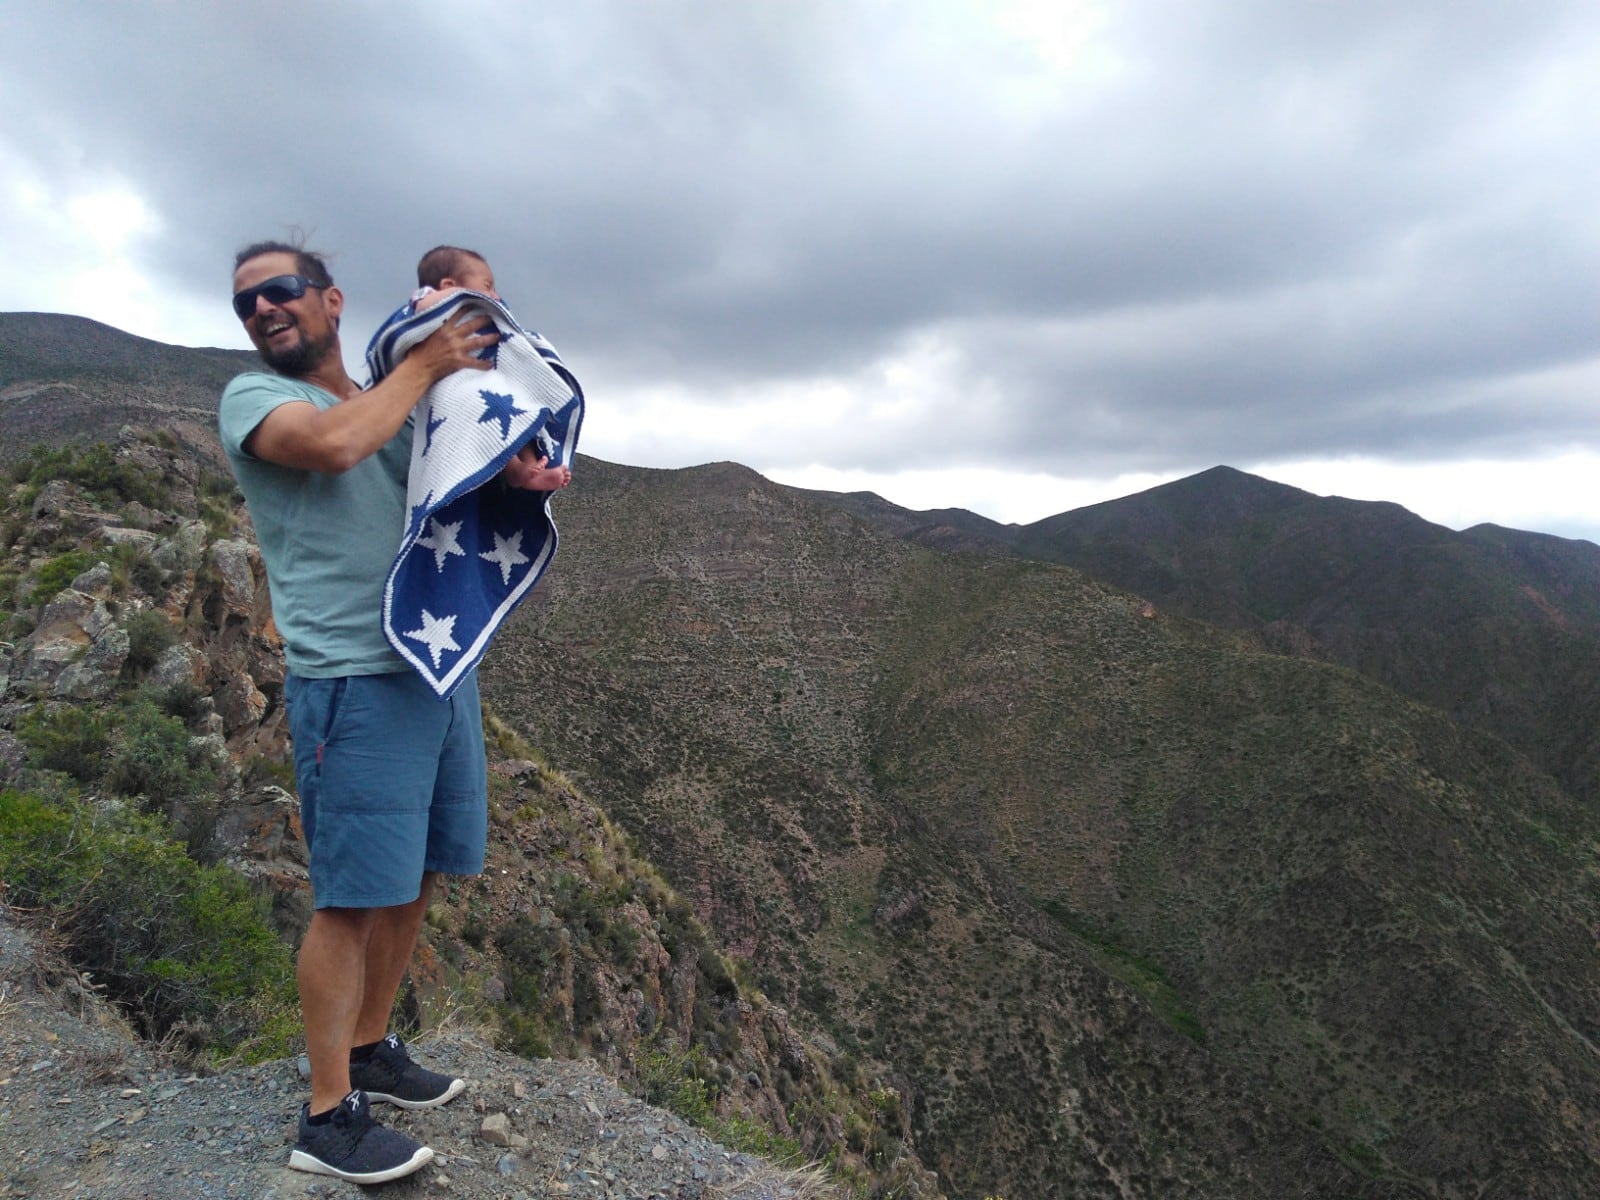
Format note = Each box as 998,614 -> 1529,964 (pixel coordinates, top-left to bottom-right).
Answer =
14,587 -> 118,695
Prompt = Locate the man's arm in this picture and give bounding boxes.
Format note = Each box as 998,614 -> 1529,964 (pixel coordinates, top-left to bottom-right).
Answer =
246,316 -> 496,473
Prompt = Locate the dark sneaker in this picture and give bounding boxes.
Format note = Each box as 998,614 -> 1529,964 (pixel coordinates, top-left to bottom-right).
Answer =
289,1090 -> 433,1183
349,1032 -> 466,1110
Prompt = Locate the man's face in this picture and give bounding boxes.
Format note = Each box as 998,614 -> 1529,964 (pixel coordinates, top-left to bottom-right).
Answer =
233,251 -> 343,376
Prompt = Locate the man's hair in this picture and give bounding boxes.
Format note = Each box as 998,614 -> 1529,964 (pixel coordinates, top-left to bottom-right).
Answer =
233,240 -> 334,288
417,245 -> 486,289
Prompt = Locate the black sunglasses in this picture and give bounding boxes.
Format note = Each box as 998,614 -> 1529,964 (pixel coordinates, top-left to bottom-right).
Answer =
232,274 -> 326,320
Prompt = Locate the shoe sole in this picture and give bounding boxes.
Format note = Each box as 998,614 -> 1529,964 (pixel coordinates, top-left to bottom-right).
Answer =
289,1143 -> 434,1183
365,1076 -> 466,1110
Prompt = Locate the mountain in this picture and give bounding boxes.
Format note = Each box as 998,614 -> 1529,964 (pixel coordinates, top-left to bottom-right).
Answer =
799,464 -> 1600,808
6,312 -> 1600,1197
992,465 -> 1600,804
801,488 -> 1014,557
0,432 -> 940,1198
498,458 -> 1600,1198
0,312 -> 250,466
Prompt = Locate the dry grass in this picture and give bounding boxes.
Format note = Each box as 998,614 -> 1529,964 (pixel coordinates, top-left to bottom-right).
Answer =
708,1161 -> 842,1200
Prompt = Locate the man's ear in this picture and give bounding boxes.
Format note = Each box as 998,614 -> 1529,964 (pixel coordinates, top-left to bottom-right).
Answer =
324,285 -> 345,318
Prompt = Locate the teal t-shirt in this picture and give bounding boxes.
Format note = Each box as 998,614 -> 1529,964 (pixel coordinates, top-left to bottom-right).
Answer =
218,372 -> 413,677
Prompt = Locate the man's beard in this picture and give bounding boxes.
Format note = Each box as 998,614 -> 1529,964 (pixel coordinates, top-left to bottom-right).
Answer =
259,323 -> 336,376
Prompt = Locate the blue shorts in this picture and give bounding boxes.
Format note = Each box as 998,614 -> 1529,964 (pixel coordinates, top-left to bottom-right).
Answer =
284,669 -> 487,909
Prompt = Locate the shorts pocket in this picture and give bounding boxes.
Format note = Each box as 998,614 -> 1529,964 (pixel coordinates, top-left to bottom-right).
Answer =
316,677 -> 351,746
285,675 -> 352,754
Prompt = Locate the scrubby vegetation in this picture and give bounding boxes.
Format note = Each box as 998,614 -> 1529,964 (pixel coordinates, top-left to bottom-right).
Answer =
0,441 -> 288,1064
19,693 -> 223,814
639,1039 -> 804,1164
0,788 -> 297,1060
9,441 -> 173,510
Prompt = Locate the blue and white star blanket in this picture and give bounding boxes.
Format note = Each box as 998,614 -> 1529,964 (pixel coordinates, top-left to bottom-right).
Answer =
364,290 -> 584,699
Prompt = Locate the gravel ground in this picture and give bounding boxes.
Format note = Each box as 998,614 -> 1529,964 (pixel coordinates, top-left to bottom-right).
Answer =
0,911 -> 834,1200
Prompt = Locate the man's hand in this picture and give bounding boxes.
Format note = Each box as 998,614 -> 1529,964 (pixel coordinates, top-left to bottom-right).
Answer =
405,313 -> 498,383
503,443 -> 573,491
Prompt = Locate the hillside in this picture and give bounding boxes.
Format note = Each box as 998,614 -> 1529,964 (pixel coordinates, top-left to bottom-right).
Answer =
0,312 -> 248,467
802,465 -> 1600,809
5,313 -> 1600,1197
997,465 -> 1600,804
496,458 -> 1600,1198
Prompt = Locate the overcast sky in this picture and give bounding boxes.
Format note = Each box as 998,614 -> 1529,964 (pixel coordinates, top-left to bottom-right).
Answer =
3,1 -> 1597,540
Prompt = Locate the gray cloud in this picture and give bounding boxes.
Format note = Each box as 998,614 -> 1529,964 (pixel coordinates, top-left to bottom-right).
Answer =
2,0 -> 1597,484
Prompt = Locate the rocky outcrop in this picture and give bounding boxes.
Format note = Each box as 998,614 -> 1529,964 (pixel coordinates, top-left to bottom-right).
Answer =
0,431 -> 942,1199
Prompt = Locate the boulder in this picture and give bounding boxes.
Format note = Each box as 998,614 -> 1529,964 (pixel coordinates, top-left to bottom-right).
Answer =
52,624 -> 129,700
208,539 -> 256,619
69,561 -> 114,597
14,590 -> 114,687
216,669 -> 268,734
149,641 -> 211,691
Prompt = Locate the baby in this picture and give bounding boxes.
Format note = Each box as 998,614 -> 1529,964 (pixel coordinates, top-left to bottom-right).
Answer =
411,245 -> 572,493
413,244 -> 503,307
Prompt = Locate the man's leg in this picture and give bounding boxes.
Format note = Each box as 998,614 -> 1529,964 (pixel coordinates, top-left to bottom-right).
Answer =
352,872 -> 436,1047
282,674 -> 438,1181
345,871 -> 465,1109
292,908 -> 435,1183
298,905 -> 381,1114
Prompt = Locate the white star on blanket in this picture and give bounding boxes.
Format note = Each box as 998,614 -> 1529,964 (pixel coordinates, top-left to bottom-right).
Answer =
365,291 -> 584,698
405,609 -> 461,668
480,528 -> 531,585
416,517 -> 466,571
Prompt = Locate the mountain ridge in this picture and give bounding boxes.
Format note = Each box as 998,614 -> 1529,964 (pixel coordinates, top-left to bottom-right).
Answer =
799,458 -> 1600,807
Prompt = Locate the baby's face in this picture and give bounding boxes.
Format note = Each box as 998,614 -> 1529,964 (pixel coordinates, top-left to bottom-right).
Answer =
453,261 -> 499,300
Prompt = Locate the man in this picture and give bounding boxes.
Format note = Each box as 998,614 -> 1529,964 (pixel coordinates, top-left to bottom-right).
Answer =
219,241 -> 525,1183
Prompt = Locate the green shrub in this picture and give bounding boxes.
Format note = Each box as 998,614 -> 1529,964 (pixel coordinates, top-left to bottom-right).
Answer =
105,699 -> 219,806
17,698 -> 219,806
640,1040 -> 719,1124
199,471 -> 241,502
495,1009 -> 553,1059
0,788 -> 297,1059
121,608 -> 178,677
154,680 -> 210,728
25,549 -> 96,607
199,498 -> 236,539
241,754 -> 297,790
495,915 -> 557,1007
193,471 -> 243,538
550,870 -> 641,965
639,1038 -> 804,1163
17,705 -> 112,781
107,542 -> 168,600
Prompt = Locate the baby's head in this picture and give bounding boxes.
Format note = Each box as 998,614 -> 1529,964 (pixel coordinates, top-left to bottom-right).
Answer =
417,245 -> 499,300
